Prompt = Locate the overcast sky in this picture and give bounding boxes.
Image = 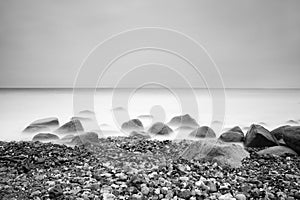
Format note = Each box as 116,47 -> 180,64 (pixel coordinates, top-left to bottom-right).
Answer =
0,0 -> 299,88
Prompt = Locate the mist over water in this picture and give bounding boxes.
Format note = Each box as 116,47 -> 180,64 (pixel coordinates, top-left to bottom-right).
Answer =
0,88 -> 300,141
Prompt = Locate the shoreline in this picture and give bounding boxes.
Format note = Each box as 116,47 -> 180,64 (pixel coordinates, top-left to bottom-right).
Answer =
0,137 -> 299,200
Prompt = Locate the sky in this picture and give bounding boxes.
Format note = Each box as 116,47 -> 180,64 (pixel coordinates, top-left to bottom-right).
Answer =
0,0 -> 299,88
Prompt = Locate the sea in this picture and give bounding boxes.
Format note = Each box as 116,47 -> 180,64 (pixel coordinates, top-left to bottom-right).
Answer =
0,88 -> 299,141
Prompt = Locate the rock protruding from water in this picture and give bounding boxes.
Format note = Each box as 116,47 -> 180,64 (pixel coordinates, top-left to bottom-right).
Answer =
23,117 -> 59,133
78,110 -> 95,115
70,116 -> 91,122
129,131 -> 151,139
121,119 -> 144,132
54,119 -> 84,134
219,126 -> 244,142
244,124 -> 278,147
70,132 -> 99,145
148,122 -> 173,135
189,126 -> 216,138
180,140 -> 249,168
283,126 -> 300,154
32,133 -> 59,141
257,146 -> 298,156
168,114 -> 199,128
271,125 -> 291,140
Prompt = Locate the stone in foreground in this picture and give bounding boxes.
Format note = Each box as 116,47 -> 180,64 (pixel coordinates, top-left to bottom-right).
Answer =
168,114 -> 199,128
32,133 -> 59,141
257,146 -> 298,156
219,126 -> 244,142
189,126 -> 216,138
71,132 -> 99,145
283,126 -> 300,154
54,119 -> 84,134
121,119 -> 144,132
271,125 -> 291,140
148,122 -> 173,135
180,140 -> 249,168
244,124 -> 278,147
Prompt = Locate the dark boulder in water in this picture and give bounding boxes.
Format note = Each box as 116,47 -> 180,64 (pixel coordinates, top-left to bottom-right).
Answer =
148,122 -> 173,135
129,131 -> 151,139
168,114 -> 199,128
23,125 -> 51,133
283,126 -> 300,154
270,125 -> 291,140
121,119 -> 144,132
180,140 -> 249,168
31,117 -> 59,126
32,133 -> 59,141
219,126 -> 244,142
257,146 -> 298,156
23,117 -> 59,133
189,126 -> 216,138
54,119 -> 84,134
71,132 -> 99,145
244,124 -> 278,147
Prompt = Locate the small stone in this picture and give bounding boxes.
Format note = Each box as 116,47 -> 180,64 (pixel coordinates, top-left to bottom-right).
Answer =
219,193 -> 235,200
141,186 -> 150,195
235,193 -> 246,200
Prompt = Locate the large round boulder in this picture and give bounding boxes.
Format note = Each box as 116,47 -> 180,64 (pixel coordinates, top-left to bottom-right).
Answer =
54,119 -> 84,134
189,126 -> 216,138
32,133 -> 59,141
148,122 -> 173,135
271,125 -> 291,140
244,124 -> 278,147
219,126 -> 244,142
23,125 -> 51,133
71,132 -> 99,145
121,119 -> 144,132
180,140 -> 249,168
257,146 -> 298,156
168,114 -> 199,128
282,126 -> 300,154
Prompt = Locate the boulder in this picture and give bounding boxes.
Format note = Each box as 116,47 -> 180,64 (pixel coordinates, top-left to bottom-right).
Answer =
244,124 -> 278,147
148,122 -> 173,135
31,117 -> 59,126
180,140 -> 249,168
32,133 -> 59,141
121,119 -> 144,132
70,116 -> 91,122
79,110 -> 95,115
271,125 -> 291,140
129,131 -> 151,139
71,132 -> 99,145
23,117 -> 59,133
257,146 -> 298,156
60,134 -> 75,142
189,126 -> 216,138
54,119 -> 84,134
283,126 -> 300,154
219,126 -> 244,142
168,114 -> 199,128
23,125 -> 50,133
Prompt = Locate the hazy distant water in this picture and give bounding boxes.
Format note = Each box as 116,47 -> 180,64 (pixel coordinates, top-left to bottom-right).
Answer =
0,89 -> 299,141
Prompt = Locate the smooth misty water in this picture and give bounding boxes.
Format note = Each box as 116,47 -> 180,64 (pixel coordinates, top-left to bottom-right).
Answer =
0,89 -> 299,141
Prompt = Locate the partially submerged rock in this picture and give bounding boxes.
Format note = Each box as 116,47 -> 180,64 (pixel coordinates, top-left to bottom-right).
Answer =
129,131 -> 151,139
283,126 -> 300,154
70,132 -> 99,145
121,119 -> 144,132
180,140 -> 249,168
148,122 -> 173,135
54,119 -> 84,134
244,124 -> 278,147
189,126 -> 216,138
32,133 -> 59,141
23,117 -> 59,133
168,114 -> 199,128
70,116 -> 92,122
257,146 -> 298,156
219,126 -> 244,142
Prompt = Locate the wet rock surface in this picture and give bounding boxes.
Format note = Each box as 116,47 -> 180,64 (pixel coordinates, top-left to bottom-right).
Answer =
32,133 -> 59,141
244,124 -> 278,147
168,114 -> 199,128
54,119 -> 84,134
190,126 -> 216,138
283,126 -> 300,154
0,138 -> 299,200
148,122 -> 173,135
121,119 -> 144,132
219,126 -> 244,143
